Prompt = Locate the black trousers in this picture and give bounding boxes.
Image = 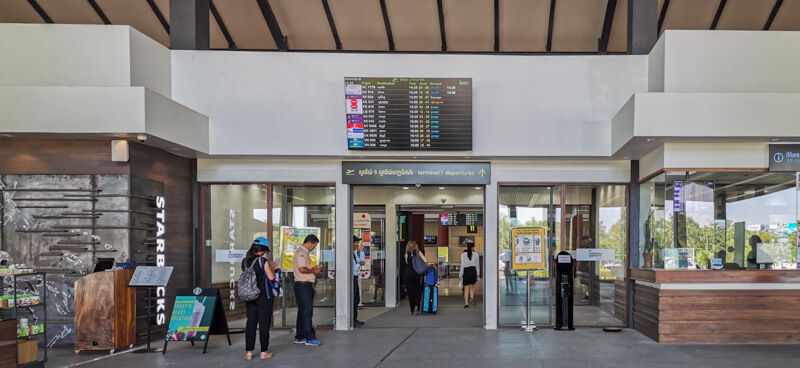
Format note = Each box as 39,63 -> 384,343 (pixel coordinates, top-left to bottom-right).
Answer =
404,274 -> 421,313
244,294 -> 274,352
353,276 -> 360,323
294,281 -> 316,340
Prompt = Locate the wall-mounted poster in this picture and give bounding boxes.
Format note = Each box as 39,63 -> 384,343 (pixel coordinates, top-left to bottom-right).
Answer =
280,226 -> 321,272
511,227 -> 547,271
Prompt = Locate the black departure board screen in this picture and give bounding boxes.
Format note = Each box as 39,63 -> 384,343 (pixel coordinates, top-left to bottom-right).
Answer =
345,77 -> 472,151
440,213 -> 483,226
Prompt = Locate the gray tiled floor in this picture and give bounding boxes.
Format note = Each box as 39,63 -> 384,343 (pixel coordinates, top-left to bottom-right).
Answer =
49,325 -> 800,368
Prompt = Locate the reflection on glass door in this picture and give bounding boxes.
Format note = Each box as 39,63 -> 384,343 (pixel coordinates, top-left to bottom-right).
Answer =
499,186 -> 559,326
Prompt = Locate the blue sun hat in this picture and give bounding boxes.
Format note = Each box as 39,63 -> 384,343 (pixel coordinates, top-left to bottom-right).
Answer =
253,237 -> 270,251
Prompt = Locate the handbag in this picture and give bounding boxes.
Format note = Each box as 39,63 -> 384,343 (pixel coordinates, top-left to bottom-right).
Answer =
411,251 -> 429,275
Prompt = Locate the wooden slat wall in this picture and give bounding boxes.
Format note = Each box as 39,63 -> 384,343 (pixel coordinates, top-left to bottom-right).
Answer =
633,280 -> 800,343
658,289 -> 800,343
613,279 -> 626,322
0,320 -> 17,368
0,140 -> 128,175
632,283 -> 659,341
128,143 -> 195,343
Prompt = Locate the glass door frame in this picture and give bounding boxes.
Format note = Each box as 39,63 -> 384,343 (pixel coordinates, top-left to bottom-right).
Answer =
498,182 -> 630,327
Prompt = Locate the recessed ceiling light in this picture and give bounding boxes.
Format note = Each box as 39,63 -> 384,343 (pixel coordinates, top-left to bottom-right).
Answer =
438,187 -> 445,190
623,156 -> 630,160
772,138 -> 780,142
645,138 -> 655,142
403,187 -> 410,190
474,187 -> 481,190
329,187 -> 335,190
464,156 -> 471,159
412,156 -> 418,159
359,156 -> 365,159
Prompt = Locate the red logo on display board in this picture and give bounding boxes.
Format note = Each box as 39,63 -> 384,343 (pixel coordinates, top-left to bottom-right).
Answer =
350,99 -> 358,109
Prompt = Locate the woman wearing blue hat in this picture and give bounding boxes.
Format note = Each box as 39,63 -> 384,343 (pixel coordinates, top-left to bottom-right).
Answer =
242,237 -> 279,360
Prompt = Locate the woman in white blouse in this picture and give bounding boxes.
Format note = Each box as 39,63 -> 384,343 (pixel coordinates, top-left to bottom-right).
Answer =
459,242 -> 480,308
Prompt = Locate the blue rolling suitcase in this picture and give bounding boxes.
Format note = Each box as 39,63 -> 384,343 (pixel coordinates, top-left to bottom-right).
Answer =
422,285 -> 438,314
422,268 -> 438,314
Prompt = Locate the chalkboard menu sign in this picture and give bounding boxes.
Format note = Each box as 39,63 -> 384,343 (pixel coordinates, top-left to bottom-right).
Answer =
345,77 -> 472,151
440,213 -> 483,226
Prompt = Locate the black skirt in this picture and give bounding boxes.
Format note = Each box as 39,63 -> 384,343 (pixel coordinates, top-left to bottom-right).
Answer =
462,266 -> 478,286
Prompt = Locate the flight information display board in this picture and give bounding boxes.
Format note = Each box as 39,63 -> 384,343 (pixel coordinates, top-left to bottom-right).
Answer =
440,213 -> 483,226
345,77 -> 472,151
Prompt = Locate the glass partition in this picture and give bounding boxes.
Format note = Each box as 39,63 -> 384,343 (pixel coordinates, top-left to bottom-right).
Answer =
499,186 -> 559,326
273,185 -> 336,326
641,171 -> 798,270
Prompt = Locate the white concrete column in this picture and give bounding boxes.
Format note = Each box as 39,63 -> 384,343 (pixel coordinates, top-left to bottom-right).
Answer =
335,181 -> 352,330
384,199 -> 397,307
483,182 -> 499,329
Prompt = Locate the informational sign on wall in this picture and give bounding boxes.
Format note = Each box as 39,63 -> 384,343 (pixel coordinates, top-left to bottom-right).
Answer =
214,250 -> 247,263
575,249 -> 615,262
280,226 -> 321,271
511,227 -> 547,271
342,162 -> 490,185
769,144 -> 800,171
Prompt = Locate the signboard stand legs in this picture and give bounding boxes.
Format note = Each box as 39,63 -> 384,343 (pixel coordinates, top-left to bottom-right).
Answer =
132,287 -> 163,353
510,227 -> 547,333
522,272 -> 537,331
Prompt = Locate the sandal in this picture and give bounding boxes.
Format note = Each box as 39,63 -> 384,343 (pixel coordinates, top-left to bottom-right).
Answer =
260,351 -> 273,359
244,351 -> 253,360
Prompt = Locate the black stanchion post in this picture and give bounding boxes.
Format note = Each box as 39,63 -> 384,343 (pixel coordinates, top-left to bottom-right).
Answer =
554,251 -> 574,331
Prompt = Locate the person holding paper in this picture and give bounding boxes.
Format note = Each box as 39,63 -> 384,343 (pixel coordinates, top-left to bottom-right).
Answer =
242,237 -> 278,360
293,234 -> 322,346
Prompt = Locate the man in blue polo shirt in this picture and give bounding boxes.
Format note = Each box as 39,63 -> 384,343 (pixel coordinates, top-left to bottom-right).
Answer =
352,235 -> 366,327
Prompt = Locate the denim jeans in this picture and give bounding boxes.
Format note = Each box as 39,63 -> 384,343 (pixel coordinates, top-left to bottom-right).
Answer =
293,281 -> 316,340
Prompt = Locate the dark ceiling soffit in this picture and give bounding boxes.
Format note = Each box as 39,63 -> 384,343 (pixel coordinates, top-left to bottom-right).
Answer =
146,0 -> 170,34
658,0 -> 670,34
86,0 -> 111,25
210,48 -> 626,55
379,0 -> 395,51
210,0 -> 236,49
437,0 -> 447,51
27,0 -> 53,23
494,0 -> 499,52
764,0 -> 784,30
598,0 -> 617,54
710,0 -> 727,30
321,0 -> 342,50
546,0 -> 556,52
256,0 -> 288,51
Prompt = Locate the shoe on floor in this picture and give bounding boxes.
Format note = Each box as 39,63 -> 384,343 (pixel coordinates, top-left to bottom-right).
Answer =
294,338 -> 307,344
464,305 -> 469,308
304,339 -> 322,346
355,319 -> 365,326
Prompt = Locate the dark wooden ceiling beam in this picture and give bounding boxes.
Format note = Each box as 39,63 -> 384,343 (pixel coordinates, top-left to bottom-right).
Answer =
710,0 -> 727,30
379,0 -> 395,51
210,0 -> 236,49
146,0 -> 170,34
86,0 -> 111,25
658,0 -> 670,34
598,0 -> 618,54
27,0 -> 53,23
764,0 -> 783,30
256,0 -> 288,50
494,0 -> 499,52
546,0 -> 556,51
437,0 -> 447,51
321,0 -> 342,50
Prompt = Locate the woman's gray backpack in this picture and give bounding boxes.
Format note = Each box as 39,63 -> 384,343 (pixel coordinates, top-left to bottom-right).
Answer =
238,258 -> 261,302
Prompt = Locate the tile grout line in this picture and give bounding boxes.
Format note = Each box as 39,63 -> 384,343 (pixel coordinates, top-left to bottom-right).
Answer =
375,327 -> 419,367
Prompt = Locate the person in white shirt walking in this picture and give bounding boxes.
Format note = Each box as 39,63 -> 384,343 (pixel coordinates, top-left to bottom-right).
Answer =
459,242 -> 480,308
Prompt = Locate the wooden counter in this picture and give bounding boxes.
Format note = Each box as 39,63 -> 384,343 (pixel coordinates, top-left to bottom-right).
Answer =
630,268 -> 800,343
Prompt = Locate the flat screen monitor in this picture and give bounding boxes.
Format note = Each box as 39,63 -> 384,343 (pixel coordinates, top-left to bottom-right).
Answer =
424,236 -> 438,245
345,77 -> 473,151
93,258 -> 115,273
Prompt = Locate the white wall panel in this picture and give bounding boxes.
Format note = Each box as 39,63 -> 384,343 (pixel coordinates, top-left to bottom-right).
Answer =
172,51 -> 648,157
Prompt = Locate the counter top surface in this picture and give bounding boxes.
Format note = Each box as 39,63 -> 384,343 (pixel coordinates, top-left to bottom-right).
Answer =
630,268 -> 800,284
